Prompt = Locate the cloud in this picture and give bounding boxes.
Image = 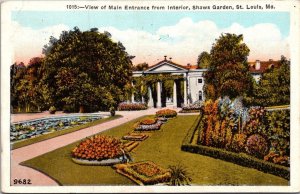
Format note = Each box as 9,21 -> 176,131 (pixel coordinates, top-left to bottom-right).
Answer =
10,21 -> 69,64
99,17 -> 289,65
11,18 -> 289,66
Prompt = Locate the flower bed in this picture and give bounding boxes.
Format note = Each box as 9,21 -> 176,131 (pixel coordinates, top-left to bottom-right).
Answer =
118,102 -> 147,111
156,109 -> 177,118
122,133 -> 149,141
157,117 -> 168,123
11,115 -> 102,142
134,122 -> 162,131
123,141 -> 140,152
179,101 -> 203,113
71,135 -> 130,165
114,161 -> 171,185
181,97 -> 290,179
140,118 -> 157,125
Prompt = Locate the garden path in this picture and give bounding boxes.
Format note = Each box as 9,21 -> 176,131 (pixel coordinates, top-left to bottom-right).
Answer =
10,108 -> 192,186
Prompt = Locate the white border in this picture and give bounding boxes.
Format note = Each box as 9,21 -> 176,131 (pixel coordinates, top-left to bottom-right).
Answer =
1,0 -> 300,193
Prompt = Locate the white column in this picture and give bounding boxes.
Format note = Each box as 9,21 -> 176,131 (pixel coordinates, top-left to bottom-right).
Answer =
131,82 -> 135,103
157,82 -> 162,108
184,77 -> 187,105
187,75 -> 191,104
173,81 -> 177,107
141,84 -> 145,103
147,86 -> 153,107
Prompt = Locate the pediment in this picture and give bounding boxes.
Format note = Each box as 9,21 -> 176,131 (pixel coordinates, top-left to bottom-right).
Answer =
146,62 -> 186,72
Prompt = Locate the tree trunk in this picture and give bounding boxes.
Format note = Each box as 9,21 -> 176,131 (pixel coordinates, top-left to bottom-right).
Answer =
79,105 -> 85,113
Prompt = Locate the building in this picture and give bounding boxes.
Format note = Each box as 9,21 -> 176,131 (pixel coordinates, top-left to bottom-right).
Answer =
132,57 -> 281,108
132,57 -> 206,108
248,59 -> 280,82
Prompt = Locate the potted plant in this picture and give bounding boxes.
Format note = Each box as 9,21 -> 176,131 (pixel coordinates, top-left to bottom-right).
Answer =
49,106 -> 56,114
109,106 -> 116,116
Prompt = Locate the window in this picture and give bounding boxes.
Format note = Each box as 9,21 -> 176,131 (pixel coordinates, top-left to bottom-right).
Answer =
198,78 -> 203,84
199,91 -> 203,101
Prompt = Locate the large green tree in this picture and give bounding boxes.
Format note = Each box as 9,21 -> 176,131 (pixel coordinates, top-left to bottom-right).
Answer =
40,27 -> 133,112
204,33 -> 252,100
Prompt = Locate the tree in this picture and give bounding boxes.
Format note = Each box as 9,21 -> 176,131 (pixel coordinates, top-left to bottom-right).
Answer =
40,27 -> 133,112
10,58 -> 44,112
132,62 -> 149,71
197,51 -> 211,68
204,33 -> 252,100
10,62 -> 26,112
247,56 -> 290,106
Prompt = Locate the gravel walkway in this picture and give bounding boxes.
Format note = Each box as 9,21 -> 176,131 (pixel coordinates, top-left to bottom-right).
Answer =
10,108 -> 195,186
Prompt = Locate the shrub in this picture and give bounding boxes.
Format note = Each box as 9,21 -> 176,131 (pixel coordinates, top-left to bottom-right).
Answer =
156,109 -> 177,118
49,106 -> 56,114
118,102 -> 147,111
264,152 -> 289,166
230,133 -> 247,153
168,163 -> 192,186
245,134 -> 268,159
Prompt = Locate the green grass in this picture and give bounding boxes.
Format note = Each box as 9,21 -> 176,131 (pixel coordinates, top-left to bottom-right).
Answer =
12,115 -> 122,150
21,115 -> 288,185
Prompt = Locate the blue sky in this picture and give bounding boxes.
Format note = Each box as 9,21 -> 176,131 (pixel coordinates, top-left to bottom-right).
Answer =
12,11 -> 290,36
11,11 -> 290,65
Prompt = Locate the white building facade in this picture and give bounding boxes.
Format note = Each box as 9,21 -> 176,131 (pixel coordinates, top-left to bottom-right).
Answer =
132,59 -> 207,108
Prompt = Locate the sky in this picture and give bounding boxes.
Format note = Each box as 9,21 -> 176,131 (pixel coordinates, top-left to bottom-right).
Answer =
11,11 -> 290,65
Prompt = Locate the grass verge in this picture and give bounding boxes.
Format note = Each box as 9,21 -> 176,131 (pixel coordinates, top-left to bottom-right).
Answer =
12,115 -> 122,150
21,115 -> 288,185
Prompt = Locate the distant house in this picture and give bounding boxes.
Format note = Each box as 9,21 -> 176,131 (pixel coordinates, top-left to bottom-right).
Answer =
248,59 -> 281,82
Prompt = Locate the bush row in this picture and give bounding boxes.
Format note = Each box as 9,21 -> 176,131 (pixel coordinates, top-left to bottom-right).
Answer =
117,102 -> 147,111
181,143 -> 290,180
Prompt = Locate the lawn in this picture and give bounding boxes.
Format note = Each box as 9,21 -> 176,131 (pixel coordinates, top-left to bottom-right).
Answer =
21,115 -> 288,185
12,115 -> 122,150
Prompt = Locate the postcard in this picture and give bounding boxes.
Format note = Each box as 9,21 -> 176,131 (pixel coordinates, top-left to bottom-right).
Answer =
1,0 -> 300,193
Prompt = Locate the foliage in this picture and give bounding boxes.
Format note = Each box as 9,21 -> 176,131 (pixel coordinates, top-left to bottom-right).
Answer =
230,133 -> 247,153
181,144 -> 289,180
197,97 -> 290,166
197,51 -> 211,69
244,55 -> 290,107
10,58 -> 44,112
245,134 -> 269,159
72,135 -> 125,161
168,163 -> 192,186
132,62 -> 149,71
264,152 -> 289,166
117,102 -> 147,111
40,27 -> 133,112
204,33 -> 252,99
156,109 -> 177,118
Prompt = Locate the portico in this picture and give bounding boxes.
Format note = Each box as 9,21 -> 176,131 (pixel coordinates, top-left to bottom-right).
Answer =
132,58 -> 206,108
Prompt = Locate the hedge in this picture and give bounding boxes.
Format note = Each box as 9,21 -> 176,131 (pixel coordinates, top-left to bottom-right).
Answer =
181,111 -> 290,180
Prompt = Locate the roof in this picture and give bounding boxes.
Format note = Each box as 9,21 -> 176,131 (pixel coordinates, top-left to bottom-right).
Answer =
248,60 -> 281,74
146,59 -> 200,71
